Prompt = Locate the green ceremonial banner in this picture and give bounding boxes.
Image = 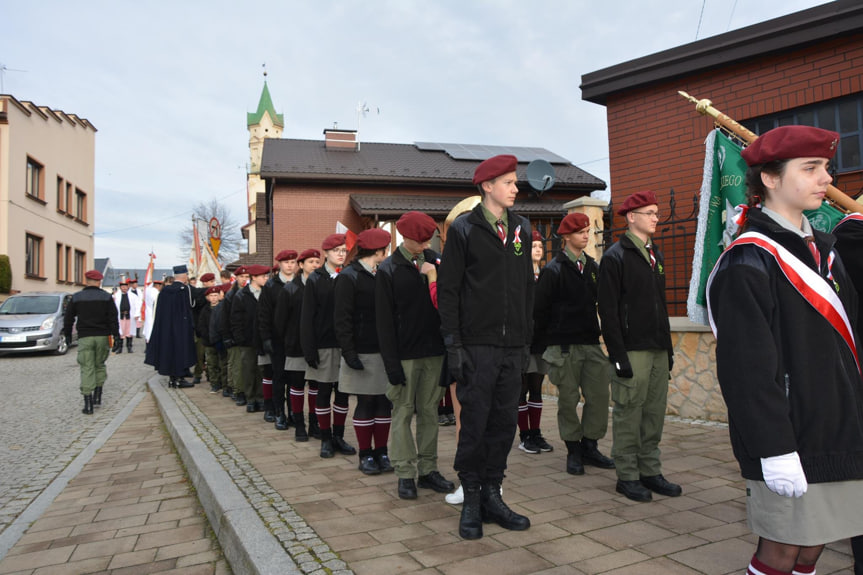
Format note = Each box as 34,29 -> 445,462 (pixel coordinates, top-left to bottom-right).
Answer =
686,129 -> 845,324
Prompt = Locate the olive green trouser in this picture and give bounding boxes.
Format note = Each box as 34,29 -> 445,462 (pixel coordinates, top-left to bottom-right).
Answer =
77,336 -> 110,395
236,346 -> 262,402
543,344 -> 610,442
194,335 -> 206,379
610,349 -> 669,481
226,345 -> 239,390
386,356 -> 445,479
204,346 -> 223,389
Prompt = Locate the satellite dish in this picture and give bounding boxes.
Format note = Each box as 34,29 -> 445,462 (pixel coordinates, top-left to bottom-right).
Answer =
526,159 -> 555,195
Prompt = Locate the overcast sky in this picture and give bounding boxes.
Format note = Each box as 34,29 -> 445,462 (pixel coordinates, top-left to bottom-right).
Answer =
1,0 -> 829,269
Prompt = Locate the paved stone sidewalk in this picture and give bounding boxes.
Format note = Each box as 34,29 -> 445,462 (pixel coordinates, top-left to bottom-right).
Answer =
178,383 -> 856,575
0,391 -> 231,575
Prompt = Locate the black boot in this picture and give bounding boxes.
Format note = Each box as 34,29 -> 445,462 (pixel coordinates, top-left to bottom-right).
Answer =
481,481 -> 530,531
293,413 -> 309,442
274,407 -> 289,431
82,393 -> 93,415
126,337 -> 133,353
115,340 -> 123,354
222,386 -> 231,398
459,484 -> 483,539
358,449 -> 381,475
263,399 -> 275,423
235,392 -> 247,406
320,428 -> 335,458
93,386 -> 102,406
581,438 -> 615,469
332,425 -> 357,455
565,440 -> 585,475
308,413 -> 321,439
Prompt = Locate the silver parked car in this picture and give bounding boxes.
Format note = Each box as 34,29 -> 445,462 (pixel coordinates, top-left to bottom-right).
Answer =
0,291 -> 76,355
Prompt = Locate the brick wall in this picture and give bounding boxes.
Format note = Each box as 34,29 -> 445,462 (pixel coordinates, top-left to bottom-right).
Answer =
604,32 -> 863,310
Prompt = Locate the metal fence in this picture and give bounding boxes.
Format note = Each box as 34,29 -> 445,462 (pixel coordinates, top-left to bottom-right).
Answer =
598,189 -> 700,317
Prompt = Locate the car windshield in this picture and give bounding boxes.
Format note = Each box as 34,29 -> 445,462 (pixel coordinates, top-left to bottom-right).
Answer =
0,296 -> 60,315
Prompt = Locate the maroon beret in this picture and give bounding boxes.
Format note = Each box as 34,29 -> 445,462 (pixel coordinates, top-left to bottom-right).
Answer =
199,273 -> 215,283
741,125 -> 839,167
275,249 -> 298,262
557,213 -> 591,235
298,248 -> 321,262
321,233 -> 346,251
396,211 -> 437,242
205,286 -> 220,296
234,266 -> 250,276
531,230 -> 543,243
218,282 -> 232,293
357,228 -> 392,250
617,191 -> 659,216
246,264 -> 270,277
85,270 -> 103,281
473,154 -> 518,185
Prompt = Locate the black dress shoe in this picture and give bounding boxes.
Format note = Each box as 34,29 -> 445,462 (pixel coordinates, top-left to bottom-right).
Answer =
398,478 -> 418,500
374,449 -> 394,473
274,414 -> 289,430
246,403 -> 256,413
640,474 -> 682,497
235,393 -> 247,406
616,479 -> 653,502
176,378 -> 194,388
581,438 -> 615,469
418,471 -> 455,493
358,454 -> 381,475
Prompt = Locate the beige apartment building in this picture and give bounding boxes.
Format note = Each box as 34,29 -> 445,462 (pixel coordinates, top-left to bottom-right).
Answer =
0,95 -> 96,293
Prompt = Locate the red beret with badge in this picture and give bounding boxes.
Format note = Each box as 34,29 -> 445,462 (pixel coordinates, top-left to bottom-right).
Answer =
298,248 -> 321,262
234,266 -> 250,276
246,264 -> 270,277
557,213 -> 591,235
531,230 -> 543,243
199,273 -> 215,283
85,270 -> 103,281
321,233 -> 346,251
275,249 -> 298,262
205,286 -> 219,296
617,191 -> 659,216
357,228 -> 392,250
396,211 -> 437,242
472,154 -> 518,185
741,125 -> 840,167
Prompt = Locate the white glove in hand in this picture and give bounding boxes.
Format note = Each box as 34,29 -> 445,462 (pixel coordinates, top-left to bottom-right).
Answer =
761,452 -> 808,498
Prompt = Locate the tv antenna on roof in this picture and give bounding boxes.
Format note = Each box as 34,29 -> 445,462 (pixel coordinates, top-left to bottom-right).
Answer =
355,100 -> 380,152
0,63 -> 27,93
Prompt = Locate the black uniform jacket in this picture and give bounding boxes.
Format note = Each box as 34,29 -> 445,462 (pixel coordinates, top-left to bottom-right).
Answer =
258,274 -> 286,345
301,267 -> 339,359
334,261 -> 380,358
533,251 -> 601,348
376,248 -> 444,377
230,285 -> 260,350
218,284 -> 240,345
275,276 -> 304,358
597,233 -> 672,366
833,215 -> 863,327
64,286 -> 120,340
438,204 -> 535,348
708,208 -> 863,483
196,304 -> 213,345
209,302 -> 224,348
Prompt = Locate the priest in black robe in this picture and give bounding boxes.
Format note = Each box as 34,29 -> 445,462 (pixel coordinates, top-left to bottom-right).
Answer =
145,265 -> 200,387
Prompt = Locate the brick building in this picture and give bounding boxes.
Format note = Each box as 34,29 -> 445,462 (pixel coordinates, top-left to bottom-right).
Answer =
234,79 -> 607,268
581,0 -> 863,315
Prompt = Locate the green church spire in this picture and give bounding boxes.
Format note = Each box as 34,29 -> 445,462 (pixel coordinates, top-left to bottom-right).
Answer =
247,79 -> 284,128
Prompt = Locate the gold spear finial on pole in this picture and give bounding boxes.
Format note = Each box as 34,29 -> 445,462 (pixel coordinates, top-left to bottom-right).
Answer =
678,91 -> 859,213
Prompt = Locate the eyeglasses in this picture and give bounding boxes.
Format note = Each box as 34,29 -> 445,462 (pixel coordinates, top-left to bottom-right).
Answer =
330,248 -> 348,254
631,211 -> 661,219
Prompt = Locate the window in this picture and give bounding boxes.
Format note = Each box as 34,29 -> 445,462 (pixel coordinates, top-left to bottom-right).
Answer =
25,233 -> 44,278
65,246 -> 72,282
56,243 -> 64,282
56,177 -> 65,212
65,182 -> 73,218
74,250 -> 85,285
26,157 -> 44,201
743,95 -> 863,172
75,189 -> 87,222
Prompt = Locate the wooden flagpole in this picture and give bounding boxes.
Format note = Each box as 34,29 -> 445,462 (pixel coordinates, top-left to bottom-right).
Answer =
679,91 -> 860,214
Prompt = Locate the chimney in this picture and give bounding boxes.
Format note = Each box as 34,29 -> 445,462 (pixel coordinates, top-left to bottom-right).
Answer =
323,128 -> 358,151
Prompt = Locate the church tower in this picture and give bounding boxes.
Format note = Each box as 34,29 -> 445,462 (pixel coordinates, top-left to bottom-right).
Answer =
245,72 -> 284,257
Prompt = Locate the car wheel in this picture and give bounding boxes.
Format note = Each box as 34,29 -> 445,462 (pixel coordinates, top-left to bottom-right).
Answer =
55,338 -> 68,355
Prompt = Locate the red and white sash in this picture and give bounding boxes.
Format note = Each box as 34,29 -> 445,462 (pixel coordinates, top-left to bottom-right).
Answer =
706,231 -> 860,375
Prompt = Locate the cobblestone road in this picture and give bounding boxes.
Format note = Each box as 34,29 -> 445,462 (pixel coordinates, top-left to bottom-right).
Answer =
0,346 -> 155,537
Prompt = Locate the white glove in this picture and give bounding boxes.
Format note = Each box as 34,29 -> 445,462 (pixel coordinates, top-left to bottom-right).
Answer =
760,452 -> 808,498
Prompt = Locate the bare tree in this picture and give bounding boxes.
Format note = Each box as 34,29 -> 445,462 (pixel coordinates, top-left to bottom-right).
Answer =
178,199 -> 244,266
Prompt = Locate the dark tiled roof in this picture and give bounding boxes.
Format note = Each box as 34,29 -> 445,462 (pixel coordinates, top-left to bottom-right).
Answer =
350,194 -> 570,218
102,268 -> 173,288
260,139 -> 606,190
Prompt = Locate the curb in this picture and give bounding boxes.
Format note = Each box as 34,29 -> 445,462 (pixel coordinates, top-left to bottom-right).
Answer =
148,376 -> 301,575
